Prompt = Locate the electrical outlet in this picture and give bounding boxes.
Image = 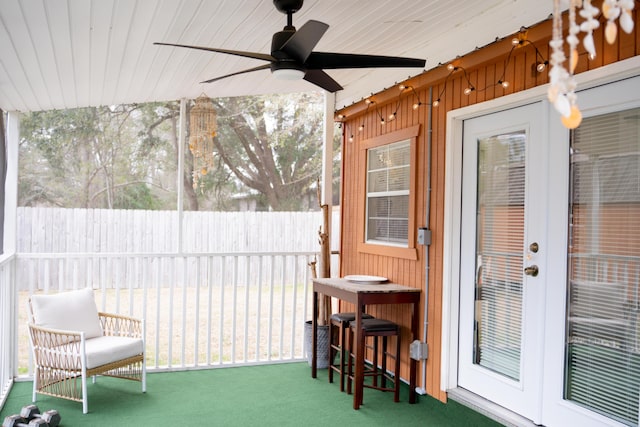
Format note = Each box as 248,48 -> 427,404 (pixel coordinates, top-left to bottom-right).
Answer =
417,228 -> 431,246
409,340 -> 428,360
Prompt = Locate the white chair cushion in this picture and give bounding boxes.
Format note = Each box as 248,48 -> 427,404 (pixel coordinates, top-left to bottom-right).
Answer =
31,288 -> 103,339
83,336 -> 144,369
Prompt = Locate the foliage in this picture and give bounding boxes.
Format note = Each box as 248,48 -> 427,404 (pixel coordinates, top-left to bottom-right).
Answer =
200,92 -> 325,211
18,92 -> 336,212
19,105 -> 177,209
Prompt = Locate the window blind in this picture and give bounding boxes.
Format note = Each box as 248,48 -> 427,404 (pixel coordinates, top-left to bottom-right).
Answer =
566,106 -> 640,426
474,131 -> 526,380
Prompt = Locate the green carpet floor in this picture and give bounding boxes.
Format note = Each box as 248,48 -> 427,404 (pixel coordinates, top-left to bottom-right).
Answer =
1,363 -> 503,426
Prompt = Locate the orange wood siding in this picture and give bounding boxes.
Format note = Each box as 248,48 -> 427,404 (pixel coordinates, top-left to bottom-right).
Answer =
336,4 -> 640,403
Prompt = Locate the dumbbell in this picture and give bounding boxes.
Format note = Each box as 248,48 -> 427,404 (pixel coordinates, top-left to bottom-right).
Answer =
19,405 -> 60,427
2,405 -> 61,427
2,414 -> 47,427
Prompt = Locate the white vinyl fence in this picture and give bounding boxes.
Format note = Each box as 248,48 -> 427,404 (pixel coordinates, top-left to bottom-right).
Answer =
17,208 -> 335,254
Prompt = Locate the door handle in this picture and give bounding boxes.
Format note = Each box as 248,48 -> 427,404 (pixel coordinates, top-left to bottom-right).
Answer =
524,265 -> 539,277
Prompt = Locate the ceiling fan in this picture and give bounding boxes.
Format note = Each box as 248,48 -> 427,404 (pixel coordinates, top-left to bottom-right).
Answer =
154,0 -> 426,92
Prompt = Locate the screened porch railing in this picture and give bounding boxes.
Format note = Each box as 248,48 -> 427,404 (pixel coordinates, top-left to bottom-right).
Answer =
0,254 -> 16,409
12,251 -> 328,377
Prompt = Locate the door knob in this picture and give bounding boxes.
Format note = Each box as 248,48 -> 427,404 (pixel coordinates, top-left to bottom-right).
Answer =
524,265 -> 539,277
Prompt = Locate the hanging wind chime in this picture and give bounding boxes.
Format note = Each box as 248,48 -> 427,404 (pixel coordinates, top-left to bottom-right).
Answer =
548,0 -> 635,129
189,94 -> 218,189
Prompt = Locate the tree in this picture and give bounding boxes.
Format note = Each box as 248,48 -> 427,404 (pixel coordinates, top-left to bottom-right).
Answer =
19,105 -> 178,209
18,92 -> 330,212
210,92 -> 325,211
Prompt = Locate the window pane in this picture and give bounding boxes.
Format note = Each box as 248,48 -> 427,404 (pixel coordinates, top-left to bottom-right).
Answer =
474,131 -> 526,381
566,106 -> 640,426
366,139 -> 411,245
367,195 -> 409,244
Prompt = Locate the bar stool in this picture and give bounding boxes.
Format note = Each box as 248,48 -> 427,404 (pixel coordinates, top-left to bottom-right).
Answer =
347,318 -> 401,404
328,312 -> 373,392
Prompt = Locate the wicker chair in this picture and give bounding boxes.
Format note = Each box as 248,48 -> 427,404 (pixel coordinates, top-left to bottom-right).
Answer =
28,288 -> 146,414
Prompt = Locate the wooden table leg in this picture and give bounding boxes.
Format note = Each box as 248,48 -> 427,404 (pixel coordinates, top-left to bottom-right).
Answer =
312,289 -> 318,378
353,306 -> 363,409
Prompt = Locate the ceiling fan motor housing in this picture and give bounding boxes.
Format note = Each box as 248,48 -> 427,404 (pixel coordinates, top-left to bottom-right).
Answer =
271,29 -> 297,60
273,0 -> 304,14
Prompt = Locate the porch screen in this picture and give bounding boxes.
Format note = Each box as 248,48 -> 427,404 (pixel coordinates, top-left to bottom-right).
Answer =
365,139 -> 410,245
566,106 -> 640,426
473,131 -> 525,380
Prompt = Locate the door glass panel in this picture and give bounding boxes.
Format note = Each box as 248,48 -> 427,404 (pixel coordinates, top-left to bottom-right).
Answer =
474,131 -> 526,380
566,107 -> 640,426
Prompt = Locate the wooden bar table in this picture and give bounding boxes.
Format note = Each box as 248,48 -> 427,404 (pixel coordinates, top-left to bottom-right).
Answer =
311,277 -> 421,409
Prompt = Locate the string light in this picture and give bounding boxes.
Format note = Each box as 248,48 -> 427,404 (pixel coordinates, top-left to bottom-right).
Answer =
431,33 -> 549,107
462,67 -> 475,96
400,84 -> 424,109
345,3 -> 635,129
432,64 -> 459,107
357,99 -> 374,131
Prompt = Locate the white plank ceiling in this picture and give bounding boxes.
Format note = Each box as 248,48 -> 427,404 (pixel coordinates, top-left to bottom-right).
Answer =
0,0 -> 554,112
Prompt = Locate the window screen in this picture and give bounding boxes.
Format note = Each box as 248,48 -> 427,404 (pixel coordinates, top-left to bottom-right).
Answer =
566,106 -> 640,426
365,139 -> 410,245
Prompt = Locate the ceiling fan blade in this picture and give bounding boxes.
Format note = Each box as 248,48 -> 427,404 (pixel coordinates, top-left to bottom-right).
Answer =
279,20 -> 329,62
154,42 -> 274,62
303,69 -> 343,93
201,64 -> 272,84
305,52 -> 425,70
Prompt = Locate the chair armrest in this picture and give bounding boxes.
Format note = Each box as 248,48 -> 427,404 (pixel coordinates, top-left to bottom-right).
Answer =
28,323 -> 83,369
99,312 -> 144,339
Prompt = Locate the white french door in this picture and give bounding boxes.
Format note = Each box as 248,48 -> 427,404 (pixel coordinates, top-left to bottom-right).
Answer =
458,102 -> 550,423
542,75 -> 640,427
453,73 -> 640,427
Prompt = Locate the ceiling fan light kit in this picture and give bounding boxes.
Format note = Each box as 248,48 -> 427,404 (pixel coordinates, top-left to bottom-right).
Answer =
154,0 -> 426,93
272,67 -> 306,80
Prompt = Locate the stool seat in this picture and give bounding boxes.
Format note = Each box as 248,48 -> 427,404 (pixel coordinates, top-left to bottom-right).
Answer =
330,312 -> 374,322
350,318 -> 398,333
328,312 -> 374,392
